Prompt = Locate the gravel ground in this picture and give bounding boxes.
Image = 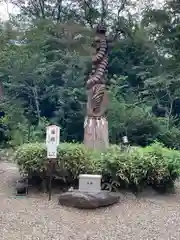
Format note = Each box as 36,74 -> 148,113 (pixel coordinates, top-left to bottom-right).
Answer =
0,162 -> 180,240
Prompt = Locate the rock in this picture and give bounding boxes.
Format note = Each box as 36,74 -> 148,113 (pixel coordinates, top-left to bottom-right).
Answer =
58,190 -> 120,209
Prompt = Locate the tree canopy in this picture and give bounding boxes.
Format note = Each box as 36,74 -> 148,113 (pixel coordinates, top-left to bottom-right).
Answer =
1,0 -> 180,148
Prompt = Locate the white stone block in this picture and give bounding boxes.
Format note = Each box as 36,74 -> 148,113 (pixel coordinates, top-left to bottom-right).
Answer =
79,174 -> 102,192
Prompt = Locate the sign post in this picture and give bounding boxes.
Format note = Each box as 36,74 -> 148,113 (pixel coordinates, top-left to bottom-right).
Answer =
46,125 -> 60,200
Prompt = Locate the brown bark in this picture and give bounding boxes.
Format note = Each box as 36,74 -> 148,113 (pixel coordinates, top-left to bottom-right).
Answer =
84,117 -> 109,151
84,23 -> 109,151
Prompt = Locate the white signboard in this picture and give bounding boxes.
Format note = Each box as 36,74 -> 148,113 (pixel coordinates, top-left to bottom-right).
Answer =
122,136 -> 128,144
47,143 -> 57,158
46,125 -> 60,159
46,125 -> 60,146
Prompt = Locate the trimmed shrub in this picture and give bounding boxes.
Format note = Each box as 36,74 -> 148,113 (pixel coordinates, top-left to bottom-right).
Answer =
14,142 -> 180,193
14,142 -> 102,181
102,142 -> 180,193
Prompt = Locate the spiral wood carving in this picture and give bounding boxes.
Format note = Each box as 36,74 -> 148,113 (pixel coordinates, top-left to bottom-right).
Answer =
86,23 -> 108,117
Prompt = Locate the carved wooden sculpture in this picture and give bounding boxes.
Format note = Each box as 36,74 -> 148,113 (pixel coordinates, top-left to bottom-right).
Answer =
84,23 -> 109,151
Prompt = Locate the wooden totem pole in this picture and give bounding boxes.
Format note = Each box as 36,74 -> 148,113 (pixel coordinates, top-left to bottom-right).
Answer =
84,23 -> 109,151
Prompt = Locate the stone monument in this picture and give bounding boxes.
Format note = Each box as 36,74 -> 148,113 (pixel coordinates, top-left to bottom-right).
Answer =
84,23 -> 109,151
59,174 -> 119,209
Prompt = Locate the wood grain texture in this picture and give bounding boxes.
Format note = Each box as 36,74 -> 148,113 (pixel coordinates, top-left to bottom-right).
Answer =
84,117 -> 109,151
84,23 -> 109,151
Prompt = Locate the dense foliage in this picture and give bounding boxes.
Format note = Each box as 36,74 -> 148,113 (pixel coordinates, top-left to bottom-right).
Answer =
0,0 -> 180,148
15,142 -> 101,179
14,142 -> 180,193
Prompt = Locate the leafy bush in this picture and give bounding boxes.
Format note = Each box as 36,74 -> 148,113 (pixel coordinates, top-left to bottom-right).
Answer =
102,142 -> 180,193
14,142 -> 180,193
158,126 -> 180,150
14,142 -> 101,181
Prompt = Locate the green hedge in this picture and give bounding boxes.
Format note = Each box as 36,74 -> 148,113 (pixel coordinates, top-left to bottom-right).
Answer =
14,142 -> 180,193
102,143 -> 180,192
14,142 -> 102,181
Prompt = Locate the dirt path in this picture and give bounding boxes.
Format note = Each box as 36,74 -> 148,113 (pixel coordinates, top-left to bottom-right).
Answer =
0,161 -> 180,240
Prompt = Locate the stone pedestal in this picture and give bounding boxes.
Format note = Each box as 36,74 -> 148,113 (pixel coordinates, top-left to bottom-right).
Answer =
59,190 -> 120,209
79,174 -> 102,192
84,117 -> 109,151
58,173 -> 119,209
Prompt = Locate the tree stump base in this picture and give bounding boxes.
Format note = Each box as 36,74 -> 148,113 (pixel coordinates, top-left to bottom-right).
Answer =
84,117 -> 109,151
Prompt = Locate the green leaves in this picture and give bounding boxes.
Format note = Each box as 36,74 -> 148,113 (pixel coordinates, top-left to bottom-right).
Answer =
0,19 -> 89,143
14,142 -> 180,193
14,142 -> 102,177
101,142 -> 180,192
1,0 -> 180,150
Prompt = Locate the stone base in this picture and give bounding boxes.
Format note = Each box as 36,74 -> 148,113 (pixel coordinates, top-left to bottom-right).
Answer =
58,190 -> 119,209
84,117 -> 109,151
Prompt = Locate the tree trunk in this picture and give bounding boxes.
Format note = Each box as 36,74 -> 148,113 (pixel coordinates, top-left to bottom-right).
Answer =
83,23 -> 109,151
84,116 -> 109,151
32,86 -> 41,124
